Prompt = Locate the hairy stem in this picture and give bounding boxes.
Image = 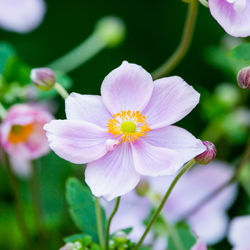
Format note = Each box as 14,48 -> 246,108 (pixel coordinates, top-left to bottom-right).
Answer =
152,0 -> 198,79
134,159 -> 196,250
105,197 -> 121,250
95,198 -> 105,248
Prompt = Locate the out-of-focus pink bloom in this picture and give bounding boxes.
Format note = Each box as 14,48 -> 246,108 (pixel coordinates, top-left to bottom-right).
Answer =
0,104 -> 53,177
105,161 -> 236,246
228,215 -> 250,250
208,0 -> 250,37
45,61 -> 205,200
150,161 -> 237,244
0,0 -> 46,33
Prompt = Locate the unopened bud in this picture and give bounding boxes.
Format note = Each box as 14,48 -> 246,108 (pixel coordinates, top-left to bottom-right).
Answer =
135,180 -> 150,196
237,66 -> 250,89
195,141 -> 216,165
30,67 -> 56,91
95,16 -> 125,47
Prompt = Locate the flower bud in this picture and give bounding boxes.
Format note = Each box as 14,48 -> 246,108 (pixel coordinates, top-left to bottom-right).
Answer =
135,179 -> 150,196
195,141 -> 216,165
95,16 -> 126,47
30,67 -> 56,91
237,66 -> 250,89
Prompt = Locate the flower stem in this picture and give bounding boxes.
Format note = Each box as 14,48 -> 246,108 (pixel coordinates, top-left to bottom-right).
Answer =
146,192 -> 185,250
54,82 -> 69,100
181,137 -> 250,220
134,159 -> 196,250
95,198 -> 105,248
105,197 -> 121,250
48,32 -> 106,73
152,0 -> 198,79
4,153 -> 32,248
29,160 -> 47,242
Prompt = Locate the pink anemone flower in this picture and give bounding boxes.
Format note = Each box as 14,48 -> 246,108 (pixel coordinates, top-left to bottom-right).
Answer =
44,61 -> 205,200
228,215 -> 250,250
0,0 -> 46,33
0,104 -> 53,177
208,0 -> 250,37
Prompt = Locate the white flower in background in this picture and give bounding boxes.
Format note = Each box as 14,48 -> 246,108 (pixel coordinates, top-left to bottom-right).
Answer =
0,0 -> 46,33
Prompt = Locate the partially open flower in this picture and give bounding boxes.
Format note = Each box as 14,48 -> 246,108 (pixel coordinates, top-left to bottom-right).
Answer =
208,0 -> 250,37
45,61 -> 206,200
195,141 -> 216,165
237,66 -> 250,89
30,67 -> 56,91
0,104 -> 53,177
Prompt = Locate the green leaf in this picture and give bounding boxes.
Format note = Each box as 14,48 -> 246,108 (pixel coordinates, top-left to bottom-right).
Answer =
0,42 -> 16,74
229,43 -> 250,62
167,223 -> 197,250
66,177 -> 106,242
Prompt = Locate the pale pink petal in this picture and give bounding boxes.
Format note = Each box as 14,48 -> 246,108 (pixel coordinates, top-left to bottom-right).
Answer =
0,0 -> 46,33
24,123 -> 50,159
65,93 -> 112,129
85,143 -> 141,201
9,156 -> 31,178
101,61 -> 154,114
191,237 -> 207,250
144,126 -> 206,163
189,210 -> 229,244
228,216 -> 250,249
131,140 -> 183,176
208,0 -> 250,37
44,120 -> 111,164
143,77 -> 200,129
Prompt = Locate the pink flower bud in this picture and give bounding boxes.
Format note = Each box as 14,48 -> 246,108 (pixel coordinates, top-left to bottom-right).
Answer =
195,141 -> 216,165
237,66 -> 250,89
30,67 -> 56,91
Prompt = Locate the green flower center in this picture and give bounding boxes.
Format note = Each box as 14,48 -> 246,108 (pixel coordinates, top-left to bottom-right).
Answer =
121,121 -> 136,133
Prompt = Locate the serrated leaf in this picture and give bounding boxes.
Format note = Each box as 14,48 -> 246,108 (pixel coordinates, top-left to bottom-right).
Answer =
167,223 -> 197,250
230,43 -> 250,62
66,177 -> 106,242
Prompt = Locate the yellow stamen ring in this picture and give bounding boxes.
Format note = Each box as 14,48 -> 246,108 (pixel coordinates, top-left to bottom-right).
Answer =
107,110 -> 150,143
8,124 -> 33,144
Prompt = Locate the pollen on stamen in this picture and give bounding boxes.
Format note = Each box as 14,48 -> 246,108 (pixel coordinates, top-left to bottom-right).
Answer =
107,110 -> 150,143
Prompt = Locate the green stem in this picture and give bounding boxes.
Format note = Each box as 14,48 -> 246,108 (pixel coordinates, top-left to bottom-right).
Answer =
152,0 -> 198,79
48,32 -> 106,73
181,138 -> 250,220
54,82 -> 69,99
29,161 -> 47,242
95,198 -> 105,248
134,159 -> 196,250
105,197 -> 121,250
4,153 -> 32,249
146,192 -> 184,250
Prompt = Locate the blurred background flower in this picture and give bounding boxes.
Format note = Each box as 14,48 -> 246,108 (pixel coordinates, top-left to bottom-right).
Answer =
0,0 -> 46,33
